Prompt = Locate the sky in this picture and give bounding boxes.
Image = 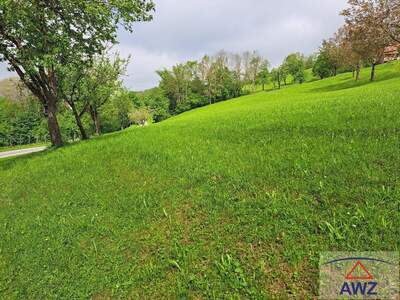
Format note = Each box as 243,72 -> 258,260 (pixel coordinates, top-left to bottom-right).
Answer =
0,0 -> 348,91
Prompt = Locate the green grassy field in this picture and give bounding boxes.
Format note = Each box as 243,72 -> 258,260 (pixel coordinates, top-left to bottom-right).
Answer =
0,62 -> 399,299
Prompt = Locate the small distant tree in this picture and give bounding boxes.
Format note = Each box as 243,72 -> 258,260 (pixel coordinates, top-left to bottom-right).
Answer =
324,38 -> 342,76
304,54 -> 317,69
313,51 -> 333,79
249,51 -> 262,88
103,89 -> 133,131
270,68 -> 283,89
242,51 -> 252,86
283,53 -> 306,84
130,88 -> 170,123
229,53 -> 244,96
157,61 -> 196,111
257,60 -> 270,91
313,36 -> 345,80
280,65 -> 289,86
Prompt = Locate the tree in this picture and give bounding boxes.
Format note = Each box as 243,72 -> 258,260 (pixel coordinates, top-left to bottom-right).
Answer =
157,61 -> 198,112
59,64 -> 90,140
208,53 -> 237,102
101,89 -> 133,132
283,53 -> 306,84
0,0 -> 154,146
313,51 -> 333,79
83,53 -> 129,135
336,25 -> 363,80
229,53 -> 244,97
304,54 -> 317,69
324,38 -> 342,76
249,51 -> 262,88
257,60 -> 270,91
270,68 -> 283,89
198,55 -> 213,103
313,36 -> 344,79
280,64 -> 289,86
242,51 -> 252,86
344,0 -> 400,43
381,0 -> 400,43
130,88 -> 170,123
342,0 -> 392,81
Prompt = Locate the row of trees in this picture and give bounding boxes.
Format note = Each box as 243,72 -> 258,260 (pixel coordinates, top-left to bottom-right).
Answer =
0,0 -> 155,147
156,50 -> 325,115
270,53 -> 312,89
157,51 -> 270,114
0,82 -> 140,147
0,50 -> 140,147
313,0 -> 400,81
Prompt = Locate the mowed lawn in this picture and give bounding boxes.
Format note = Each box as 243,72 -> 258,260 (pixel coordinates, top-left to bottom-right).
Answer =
0,62 -> 399,299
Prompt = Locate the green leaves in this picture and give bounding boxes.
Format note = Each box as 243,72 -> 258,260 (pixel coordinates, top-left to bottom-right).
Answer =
0,0 -> 154,68
0,0 -> 154,145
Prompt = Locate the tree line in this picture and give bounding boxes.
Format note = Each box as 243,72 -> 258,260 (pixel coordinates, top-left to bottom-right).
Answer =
156,51 -> 269,114
156,50 -> 322,113
130,51 -> 314,121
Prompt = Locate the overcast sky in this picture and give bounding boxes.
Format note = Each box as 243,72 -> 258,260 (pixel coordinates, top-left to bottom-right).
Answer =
0,0 -> 348,91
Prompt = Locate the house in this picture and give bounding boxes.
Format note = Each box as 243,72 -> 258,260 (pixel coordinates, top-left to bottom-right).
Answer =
383,44 -> 400,62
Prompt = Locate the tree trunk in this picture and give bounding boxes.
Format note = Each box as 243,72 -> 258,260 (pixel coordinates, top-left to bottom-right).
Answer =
370,63 -> 376,81
355,64 -> 361,81
94,115 -> 101,135
352,69 -> 355,78
46,96 -> 63,147
90,106 -> 101,135
262,82 -> 265,91
69,102 -> 88,140
333,66 -> 337,76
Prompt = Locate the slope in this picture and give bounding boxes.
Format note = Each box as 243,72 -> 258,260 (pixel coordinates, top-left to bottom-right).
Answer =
0,62 -> 399,299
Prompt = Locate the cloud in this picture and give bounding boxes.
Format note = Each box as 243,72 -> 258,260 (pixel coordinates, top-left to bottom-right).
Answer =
116,46 -> 179,91
0,0 -> 348,90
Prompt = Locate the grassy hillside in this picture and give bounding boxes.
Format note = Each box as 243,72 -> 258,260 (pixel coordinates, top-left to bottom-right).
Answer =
0,62 -> 399,299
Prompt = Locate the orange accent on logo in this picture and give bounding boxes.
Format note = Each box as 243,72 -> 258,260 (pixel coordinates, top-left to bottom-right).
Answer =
345,261 -> 373,280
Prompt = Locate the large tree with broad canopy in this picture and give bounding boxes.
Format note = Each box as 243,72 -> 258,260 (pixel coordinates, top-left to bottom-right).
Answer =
0,0 -> 154,146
